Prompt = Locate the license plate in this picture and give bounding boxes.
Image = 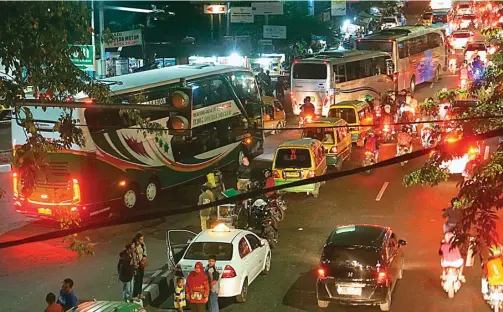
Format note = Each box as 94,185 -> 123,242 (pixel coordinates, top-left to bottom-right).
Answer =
38,208 -> 52,215
337,286 -> 362,296
285,172 -> 300,178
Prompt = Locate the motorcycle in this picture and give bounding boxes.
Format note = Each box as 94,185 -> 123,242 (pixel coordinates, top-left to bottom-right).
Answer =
421,128 -> 439,149
381,123 -> 394,143
250,199 -> 279,248
442,266 -> 462,298
299,114 -> 314,127
396,144 -> 412,166
487,285 -> 503,312
362,150 -> 377,173
266,195 -> 286,222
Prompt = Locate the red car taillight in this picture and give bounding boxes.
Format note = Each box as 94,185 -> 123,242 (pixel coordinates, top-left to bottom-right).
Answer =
318,268 -> 326,279
12,172 -> 19,198
222,265 -> 237,278
377,270 -> 387,283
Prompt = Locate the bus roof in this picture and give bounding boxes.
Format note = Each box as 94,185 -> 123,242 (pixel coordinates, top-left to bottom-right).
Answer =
359,25 -> 443,41
296,50 -> 391,64
103,64 -> 248,95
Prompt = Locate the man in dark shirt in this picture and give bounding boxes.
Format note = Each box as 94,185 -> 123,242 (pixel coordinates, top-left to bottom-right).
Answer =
442,198 -> 463,233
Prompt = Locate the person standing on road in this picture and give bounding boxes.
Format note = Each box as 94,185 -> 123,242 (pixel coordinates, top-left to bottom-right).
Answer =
57,278 -> 78,311
205,255 -> 221,312
186,262 -> 210,312
198,183 -> 214,231
118,243 -> 136,302
45,292 -> 64,312
442,198 -> 463,233
236,157 -> 252,191
133,233 -> 147,299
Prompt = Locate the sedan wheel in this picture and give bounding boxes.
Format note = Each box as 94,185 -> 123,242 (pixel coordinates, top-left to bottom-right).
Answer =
236,277 -> 248,303
262,253 -> 271,275
379,290 -> 392,311
317,299 -> 329,308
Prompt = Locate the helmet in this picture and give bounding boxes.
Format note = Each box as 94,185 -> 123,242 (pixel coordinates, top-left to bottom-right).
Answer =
252,198 -> 268,208
365,94 -> 373,101
490,245 -> 502,258
304,96 -> 311,103
263,168 -> 272,177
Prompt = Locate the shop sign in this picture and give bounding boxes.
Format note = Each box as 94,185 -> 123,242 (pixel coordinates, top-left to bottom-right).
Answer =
104,29 -> 143,48
69,44 -> 95,71
252,2 -> 283,15
331,0 -> 346,16
230,7 -> 254,23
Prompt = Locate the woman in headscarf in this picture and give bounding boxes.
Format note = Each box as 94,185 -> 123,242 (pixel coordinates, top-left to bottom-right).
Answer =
185,262 -> 210,312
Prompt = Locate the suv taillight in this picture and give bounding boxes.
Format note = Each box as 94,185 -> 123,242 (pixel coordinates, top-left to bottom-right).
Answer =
12,172 -> 19,198
222,265 -> 237,278
72,178 -> 81,203
377,270 -> 387,283
318,267 -> 326,279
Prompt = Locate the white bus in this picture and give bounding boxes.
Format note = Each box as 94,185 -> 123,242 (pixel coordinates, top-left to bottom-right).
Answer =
11,64 -> 265,219
357,26 -> 447,92
290,50 -> 395,116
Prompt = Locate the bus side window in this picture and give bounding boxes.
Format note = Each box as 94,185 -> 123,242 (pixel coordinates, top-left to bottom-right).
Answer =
398,41 -> 409,59
333,65 -> 346,83
345,61 -> 359,82
190,78 -> 233,109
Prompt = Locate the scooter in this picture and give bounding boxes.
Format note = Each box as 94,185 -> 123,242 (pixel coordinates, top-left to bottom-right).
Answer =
487,285 -> 503,312
396,144 -> 412,166
266,195 -> 286,222
421,128 -> 439,149
250,199 -> 279,248
442,266 -> 462,298
362,150 -> 377,173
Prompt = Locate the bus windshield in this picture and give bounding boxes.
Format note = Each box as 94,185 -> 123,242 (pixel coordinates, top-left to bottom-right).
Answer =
228,71 -> 261,103
432,15 -> 448,23
356,41 -> 393,53
292,63 -> 327,79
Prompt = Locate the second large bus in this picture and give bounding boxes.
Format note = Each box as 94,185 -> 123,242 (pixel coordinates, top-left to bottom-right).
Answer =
357,26 -> 447,92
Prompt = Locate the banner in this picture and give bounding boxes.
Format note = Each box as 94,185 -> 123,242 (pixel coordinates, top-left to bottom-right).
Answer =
104,29 -> 143,49
263,26 -> 286,39
230,7 -> 254,23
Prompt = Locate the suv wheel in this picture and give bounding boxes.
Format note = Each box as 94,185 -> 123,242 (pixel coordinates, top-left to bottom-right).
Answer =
379,290 -> 392,311
236,277 -> 248,303
317,299 -> 329,308
261,253 -> 271,275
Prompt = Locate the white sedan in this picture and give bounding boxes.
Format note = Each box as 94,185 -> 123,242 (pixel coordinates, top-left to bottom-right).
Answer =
167,224 -> 272,303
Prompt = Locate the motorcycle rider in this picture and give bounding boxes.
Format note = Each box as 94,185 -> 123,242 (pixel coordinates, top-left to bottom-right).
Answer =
380,104 -> 394,133
460,60 -> 469,81
300,96 -> 316,119
364,130 -> 380,162
365,94 -> 375,110
397,125 -> 413,154
236,157 -> 252,191
482,244 -> 503,300
263,168 -> 276,197
438,232 -> 465,282
471,55 -> 484,78
442,198 -> 463,233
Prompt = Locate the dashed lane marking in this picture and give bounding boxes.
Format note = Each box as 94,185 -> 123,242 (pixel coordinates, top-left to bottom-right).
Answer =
375,182 -> 389,202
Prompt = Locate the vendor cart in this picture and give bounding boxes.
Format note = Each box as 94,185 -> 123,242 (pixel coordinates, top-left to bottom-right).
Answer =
212,189 -> 240,229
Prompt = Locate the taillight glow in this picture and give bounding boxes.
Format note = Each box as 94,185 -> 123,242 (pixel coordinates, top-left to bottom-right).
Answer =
330,146 -> 337,153
119,180 -> 126,187
273,170 -> 280,179
245,137 -> 252,145
12,172 -> 19,197
84,98 -> 94,104
306,170 -> 315,178
318,268 -> 326,279
72,178 -> 81,203
222,265 -> 237,278
377,270 -> 387,283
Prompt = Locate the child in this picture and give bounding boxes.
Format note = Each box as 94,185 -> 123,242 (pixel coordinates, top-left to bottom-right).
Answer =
45,292 -> 64,312
174,277 -> 186,311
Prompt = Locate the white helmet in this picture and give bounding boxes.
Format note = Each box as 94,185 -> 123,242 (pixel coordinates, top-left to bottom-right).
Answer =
252,198 -> 267,207
444,232 -> 455,243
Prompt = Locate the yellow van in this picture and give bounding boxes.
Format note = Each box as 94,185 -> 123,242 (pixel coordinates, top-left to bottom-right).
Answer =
327,101 -> 372,146
301,118 -> 352,170
272,138 -> 327,198
262,96 -> 286,134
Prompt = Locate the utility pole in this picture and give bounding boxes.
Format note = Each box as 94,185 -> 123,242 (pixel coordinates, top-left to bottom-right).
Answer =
210,15 -> 214,41
218,13 -> 222,39
99,0 -> 105,78
226,1 -> 230,36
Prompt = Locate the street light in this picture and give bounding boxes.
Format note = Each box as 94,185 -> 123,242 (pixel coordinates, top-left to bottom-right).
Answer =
103,5 -> 165,14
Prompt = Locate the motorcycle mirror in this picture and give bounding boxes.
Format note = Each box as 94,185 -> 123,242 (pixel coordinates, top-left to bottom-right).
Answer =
398,239 -> 407,246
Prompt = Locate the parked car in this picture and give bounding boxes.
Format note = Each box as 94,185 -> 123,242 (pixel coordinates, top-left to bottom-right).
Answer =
449,30 -> 474,50
316,224 -> 407,311
167,224 -> 272,303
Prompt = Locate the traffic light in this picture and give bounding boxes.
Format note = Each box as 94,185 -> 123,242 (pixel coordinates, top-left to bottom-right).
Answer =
167,87 -> 192,136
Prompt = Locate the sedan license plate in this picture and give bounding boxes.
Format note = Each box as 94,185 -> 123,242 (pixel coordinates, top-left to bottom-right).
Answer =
38,208 -> 52,215
285,172 -> 300,178
337,286 -> 362,296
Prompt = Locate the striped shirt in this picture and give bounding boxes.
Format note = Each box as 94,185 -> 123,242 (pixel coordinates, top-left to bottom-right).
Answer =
174,286 -> 186,308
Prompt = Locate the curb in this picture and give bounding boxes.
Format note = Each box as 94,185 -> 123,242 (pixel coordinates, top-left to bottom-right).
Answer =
142,264 -> 173,308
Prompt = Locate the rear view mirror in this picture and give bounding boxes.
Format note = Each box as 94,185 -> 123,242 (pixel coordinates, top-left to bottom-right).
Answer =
260,239 -> 266,247
398,239 -> 407,246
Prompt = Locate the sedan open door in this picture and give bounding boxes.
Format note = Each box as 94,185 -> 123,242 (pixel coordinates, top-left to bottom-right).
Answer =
166,229 -> 197,267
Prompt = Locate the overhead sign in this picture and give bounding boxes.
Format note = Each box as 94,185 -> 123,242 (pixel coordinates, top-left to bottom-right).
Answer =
230,7 -> 254,23
263,25 -> 286,39
252,2 -> 283,15
104,29 -> 143,48
331,0 -> 346,16
204,4 -> 227,14
70,44 -> 95,72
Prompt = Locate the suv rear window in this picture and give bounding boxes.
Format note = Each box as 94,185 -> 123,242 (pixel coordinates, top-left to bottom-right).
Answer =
184,242 -> 233,261
328,108 -> 357,124
274,148 -> 312,169
453,32 -> 470,38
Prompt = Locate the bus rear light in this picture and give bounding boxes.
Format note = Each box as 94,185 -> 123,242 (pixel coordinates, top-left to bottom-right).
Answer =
72,178 -> 81,203
12,172 -> 19,197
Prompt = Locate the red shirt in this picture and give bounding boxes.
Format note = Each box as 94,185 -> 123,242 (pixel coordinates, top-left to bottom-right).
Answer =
265,177 -> 275,197
45,303 -> 64,312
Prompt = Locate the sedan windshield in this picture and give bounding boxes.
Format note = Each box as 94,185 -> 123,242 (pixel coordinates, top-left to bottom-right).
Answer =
184,242 -> 233,261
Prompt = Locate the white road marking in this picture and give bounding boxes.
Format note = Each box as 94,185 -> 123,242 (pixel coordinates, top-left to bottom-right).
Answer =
375,182 -> 389,201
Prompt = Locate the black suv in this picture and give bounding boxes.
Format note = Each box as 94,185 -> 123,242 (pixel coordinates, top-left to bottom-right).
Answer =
316,224 -> 406,311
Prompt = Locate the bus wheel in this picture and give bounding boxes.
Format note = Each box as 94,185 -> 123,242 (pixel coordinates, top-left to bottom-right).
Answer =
123,184 -> 139,210
409,76 -> 416,93
145,179 -> 160,203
